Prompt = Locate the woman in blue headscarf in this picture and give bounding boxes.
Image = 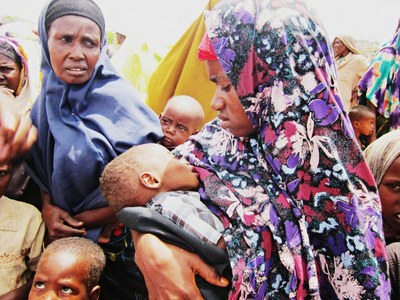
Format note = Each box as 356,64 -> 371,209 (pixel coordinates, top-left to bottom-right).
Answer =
26,0 -> 162,298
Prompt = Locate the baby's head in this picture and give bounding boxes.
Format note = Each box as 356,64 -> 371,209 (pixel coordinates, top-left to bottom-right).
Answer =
349,105 -> 376,137
160,95 -> 204,149
28,237 -> 106,300
100,143 -> 200,212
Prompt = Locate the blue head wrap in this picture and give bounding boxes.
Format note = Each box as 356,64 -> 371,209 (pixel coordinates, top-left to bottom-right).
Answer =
27,0 -> 163,240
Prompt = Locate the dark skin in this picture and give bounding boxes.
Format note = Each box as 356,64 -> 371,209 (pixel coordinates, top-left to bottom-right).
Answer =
131,231 -> 229,300
366,102 -> 377,143
41,190 -> 118,244
40,15 -> 118,244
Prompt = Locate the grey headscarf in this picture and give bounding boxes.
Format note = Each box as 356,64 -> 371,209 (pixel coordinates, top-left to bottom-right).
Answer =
45,0 -> 105,39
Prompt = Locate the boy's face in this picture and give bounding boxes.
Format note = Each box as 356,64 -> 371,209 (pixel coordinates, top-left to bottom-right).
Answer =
358,115 -> 375,136
0,163 -> 12,196
29,252 -> 99,300
147,144 -> 200,191
160,104 -> 200,149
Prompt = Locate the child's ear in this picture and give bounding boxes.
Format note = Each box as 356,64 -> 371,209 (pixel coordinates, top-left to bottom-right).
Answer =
89,285 -> 101,300
140,172 -> 161,189
353,120 -> 360,129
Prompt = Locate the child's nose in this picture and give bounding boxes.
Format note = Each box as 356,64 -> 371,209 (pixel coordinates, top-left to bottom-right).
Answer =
166,125 -> 175,133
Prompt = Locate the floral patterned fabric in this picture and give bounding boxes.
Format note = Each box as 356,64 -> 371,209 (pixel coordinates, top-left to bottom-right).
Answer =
175,0 -> 390,299
358,27 -> 400,136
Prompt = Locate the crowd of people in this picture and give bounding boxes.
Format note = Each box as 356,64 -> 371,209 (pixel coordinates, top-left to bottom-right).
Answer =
0,0 -> 399,299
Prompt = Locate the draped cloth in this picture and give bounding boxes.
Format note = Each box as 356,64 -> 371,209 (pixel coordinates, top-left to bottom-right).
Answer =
146,0 -> 219,124
175,0 -> 390,298
363,129 -> 400,186
26,1 -> 163,241
358,28 -> 400,136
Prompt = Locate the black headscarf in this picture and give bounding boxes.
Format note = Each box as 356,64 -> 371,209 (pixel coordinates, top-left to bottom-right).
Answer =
45,0 -> 105,39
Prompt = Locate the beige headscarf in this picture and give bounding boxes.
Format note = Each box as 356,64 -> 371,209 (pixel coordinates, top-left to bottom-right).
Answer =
336,34 -> 360,54
364,130 -> 400,185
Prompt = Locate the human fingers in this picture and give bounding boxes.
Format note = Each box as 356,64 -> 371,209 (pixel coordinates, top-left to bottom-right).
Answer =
133,233 -> 204,300
49,222 -> 87,240
60,211 -> 85,229
189,253 -> 230,288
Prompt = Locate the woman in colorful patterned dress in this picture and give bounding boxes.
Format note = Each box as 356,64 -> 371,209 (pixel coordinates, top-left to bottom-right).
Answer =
133,0 -> 391,299
358,19 -> 400,140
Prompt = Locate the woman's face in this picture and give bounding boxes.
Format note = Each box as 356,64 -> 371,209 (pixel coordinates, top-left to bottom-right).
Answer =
206,60 -> 255,137
47,15 -> 101,85
332,38 -> 349,58
379,156 -> 400,237
0,53 -> 21,94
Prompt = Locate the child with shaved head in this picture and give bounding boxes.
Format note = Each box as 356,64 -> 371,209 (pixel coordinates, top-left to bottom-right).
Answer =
29,237 -> 106,300
100,143 -> 230,299
349,104 -> 376,149
159,95 -> 205,150
100,143 -> 225,248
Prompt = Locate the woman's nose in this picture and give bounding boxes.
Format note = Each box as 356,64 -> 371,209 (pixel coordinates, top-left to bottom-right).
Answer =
69,43 -> 85,60
210,94 -> 224,111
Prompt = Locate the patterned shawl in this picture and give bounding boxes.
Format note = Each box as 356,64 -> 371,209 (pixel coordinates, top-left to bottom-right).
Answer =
358,28 -> 400,131
26,1 -> 163,240
175,0 -> 390,299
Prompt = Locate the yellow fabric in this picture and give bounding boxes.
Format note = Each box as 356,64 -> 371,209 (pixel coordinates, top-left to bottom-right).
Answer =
0,196 -> 45,295
146,0 -> 220,125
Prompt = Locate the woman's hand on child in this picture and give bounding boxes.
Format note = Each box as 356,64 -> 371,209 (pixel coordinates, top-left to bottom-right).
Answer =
132,231 -> 229,300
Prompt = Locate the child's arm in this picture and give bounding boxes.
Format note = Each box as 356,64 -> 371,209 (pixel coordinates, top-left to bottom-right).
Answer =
74,206 -> 118,227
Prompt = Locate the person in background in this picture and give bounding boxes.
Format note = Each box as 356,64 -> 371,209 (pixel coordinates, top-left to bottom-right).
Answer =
364,130 -> 400,300
332,34 -> 369,112
0,160 -> 45,300
348,104 -> 376,149
0,35 -> 34,114
25,0 -> 162,299
159,95 -> 204,150
28,237 -> 106,300
132,0 -> 390,299
358,19 -> 400,141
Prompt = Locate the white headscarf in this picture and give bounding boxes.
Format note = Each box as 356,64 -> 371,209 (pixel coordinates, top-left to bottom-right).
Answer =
364,130 -> 400,185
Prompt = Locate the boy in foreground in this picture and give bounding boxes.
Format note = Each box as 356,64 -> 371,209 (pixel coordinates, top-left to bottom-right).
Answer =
28,237 -> 106,300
